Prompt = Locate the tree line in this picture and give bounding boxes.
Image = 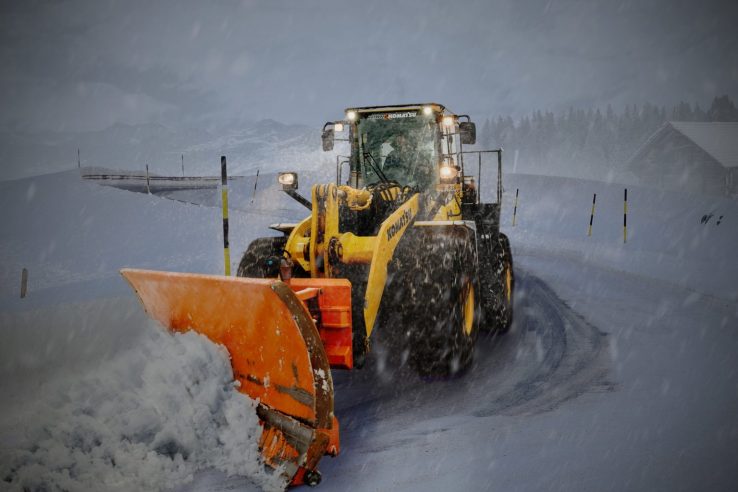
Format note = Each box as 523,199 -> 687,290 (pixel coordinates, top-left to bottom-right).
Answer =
477,95 -> 737,179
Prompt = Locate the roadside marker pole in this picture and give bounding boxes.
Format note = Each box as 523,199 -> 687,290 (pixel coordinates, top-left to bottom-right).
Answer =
145,164 -> 151,194
20,268 -> 28,299
77,148 -> 81,169
512,188 -> 519,226
181,154 -> 185,177
221,156 -> 231,276
588,193 -> 597,236
624,188 -> 628,243
251,169 -> 260,205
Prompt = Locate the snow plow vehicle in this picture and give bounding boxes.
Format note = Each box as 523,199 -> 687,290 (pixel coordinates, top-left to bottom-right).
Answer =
121,103 -> 514,487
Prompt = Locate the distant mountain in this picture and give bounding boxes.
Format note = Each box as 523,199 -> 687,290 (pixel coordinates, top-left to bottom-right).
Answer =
0,120 -> 328,180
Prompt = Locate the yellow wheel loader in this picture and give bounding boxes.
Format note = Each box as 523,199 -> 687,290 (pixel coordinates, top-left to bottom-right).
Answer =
121,103 -> 514,487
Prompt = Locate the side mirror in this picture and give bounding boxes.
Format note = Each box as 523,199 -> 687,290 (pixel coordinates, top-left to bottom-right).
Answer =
459,122 -> 476,145
322,127 -> 335,151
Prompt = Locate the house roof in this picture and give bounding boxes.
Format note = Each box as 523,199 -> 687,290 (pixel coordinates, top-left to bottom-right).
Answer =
669,121 -> 738,169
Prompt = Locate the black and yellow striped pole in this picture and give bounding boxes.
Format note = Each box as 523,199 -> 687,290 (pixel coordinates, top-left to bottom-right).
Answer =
221,156 -> 231,276
623,188 -> 628,243
588,193 -> 597,236
512,188 -> 519,226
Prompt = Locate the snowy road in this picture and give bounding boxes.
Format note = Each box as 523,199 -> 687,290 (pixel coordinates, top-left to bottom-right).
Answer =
181,250 -> 738,491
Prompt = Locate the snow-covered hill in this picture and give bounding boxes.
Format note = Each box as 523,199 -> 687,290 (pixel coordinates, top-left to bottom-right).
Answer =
0,119 -> 327,181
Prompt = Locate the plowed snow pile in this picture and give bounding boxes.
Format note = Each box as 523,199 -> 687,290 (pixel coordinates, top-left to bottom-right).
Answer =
0,325 -> 284,492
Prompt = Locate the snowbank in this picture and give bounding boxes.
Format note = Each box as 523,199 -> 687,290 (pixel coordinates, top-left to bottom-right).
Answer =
0,326 -> 283,491
497,174 -> 738,301
0,170 -> 280,311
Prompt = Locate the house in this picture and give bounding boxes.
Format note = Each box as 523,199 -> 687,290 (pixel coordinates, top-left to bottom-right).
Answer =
626,122 -> 738,196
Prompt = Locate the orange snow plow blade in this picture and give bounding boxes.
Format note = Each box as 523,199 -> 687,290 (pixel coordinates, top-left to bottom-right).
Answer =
120,268 -> 340,486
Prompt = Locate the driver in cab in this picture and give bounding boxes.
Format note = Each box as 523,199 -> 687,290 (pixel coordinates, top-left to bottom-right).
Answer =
383,133 -> 432,189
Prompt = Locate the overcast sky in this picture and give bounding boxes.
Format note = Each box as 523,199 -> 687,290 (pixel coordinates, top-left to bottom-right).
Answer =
1,0 -> 736,132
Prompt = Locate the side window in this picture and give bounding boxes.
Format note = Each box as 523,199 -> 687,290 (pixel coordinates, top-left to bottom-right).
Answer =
440,124 -> 459,168
379,142 -> 394,168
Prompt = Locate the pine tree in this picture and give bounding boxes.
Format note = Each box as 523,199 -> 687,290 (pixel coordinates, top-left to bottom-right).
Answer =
707,95 -> 738,121
480,95 -> 734,177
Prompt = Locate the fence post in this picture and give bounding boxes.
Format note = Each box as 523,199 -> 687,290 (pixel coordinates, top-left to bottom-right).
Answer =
20,268 -> 28,298
221,156 -> 231,276
623,188 -> 628,243
181,154 -> 185,177
145,164 -> 151,194
588,193 -> 597,236
512,188 -> 519,226
477,152 -> 482,205
251,169 -> 260,205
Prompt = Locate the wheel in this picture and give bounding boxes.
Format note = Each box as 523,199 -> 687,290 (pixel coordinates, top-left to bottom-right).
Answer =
390,229 -> 480,377
304,469 -> 322,487
479,233 -> 514,333
236,236 -> 287,278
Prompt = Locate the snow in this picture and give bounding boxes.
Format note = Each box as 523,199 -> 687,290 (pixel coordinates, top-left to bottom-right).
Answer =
0,120 -> 327,181
0,170 -> 279,310
0,170 -> 287,491
313,253 -> 738,492
498,173 -> 738,301
669,122 -> 738,169
1,327 -> 281,491
1,168 -> 736,491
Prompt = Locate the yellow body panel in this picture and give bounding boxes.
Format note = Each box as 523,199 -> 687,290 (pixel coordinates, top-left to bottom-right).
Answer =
286,183 -> 421,338
362,194 -> 419,337
431,185 -> 464,221
285,216 -> 311,272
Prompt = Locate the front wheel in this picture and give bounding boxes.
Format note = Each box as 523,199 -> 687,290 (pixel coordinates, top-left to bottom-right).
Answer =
396,230 -> 480,377
236,236 -> 286,278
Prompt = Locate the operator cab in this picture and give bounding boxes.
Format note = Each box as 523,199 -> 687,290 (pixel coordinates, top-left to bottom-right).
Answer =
354,107 -> 439,190
322,103 -> 477,192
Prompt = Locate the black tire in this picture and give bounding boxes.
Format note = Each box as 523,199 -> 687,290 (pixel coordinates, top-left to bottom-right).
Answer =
480,233 -> 514,333
389,229 -> 480,377
236,236 -> 286,278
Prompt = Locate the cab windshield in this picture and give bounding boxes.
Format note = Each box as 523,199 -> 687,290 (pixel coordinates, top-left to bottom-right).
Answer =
356,111 -> 438,190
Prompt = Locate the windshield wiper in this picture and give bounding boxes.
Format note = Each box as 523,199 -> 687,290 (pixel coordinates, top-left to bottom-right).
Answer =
362,151 -> 395,202
362,151 -> 390,183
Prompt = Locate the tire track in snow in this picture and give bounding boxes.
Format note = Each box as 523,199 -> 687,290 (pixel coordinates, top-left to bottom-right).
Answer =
471,268 -> 614,417
331,267 -> 614,447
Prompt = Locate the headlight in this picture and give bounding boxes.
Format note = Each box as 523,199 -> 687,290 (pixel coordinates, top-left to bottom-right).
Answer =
278,172 -> 298,190
439,165 -> 459,182
442,116 -> 455,127
422,106 -> 433,116
346,110 -> 357,121
334,122 -> 344,132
